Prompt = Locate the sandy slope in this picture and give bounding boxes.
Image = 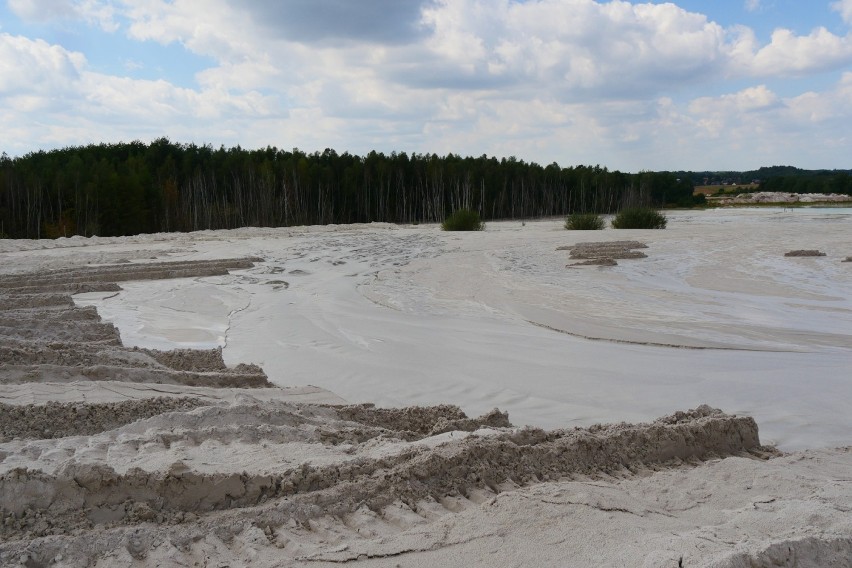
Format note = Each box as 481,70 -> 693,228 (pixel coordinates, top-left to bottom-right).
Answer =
1,208 -> 851,567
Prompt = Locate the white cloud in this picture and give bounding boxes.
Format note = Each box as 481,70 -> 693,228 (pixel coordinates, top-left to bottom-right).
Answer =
0,30 -> 276,154
689,85 -> 781,137
392,1 -> 852,96
689,85 -> 776,119
415,0 -> 729,96
77,0 -> 120,32
672,76 -> 852,166
78,73 -> 274,122
744,0 -> 761,13
833,0 -> 852,25
0,33 -> 85,95
1,33 -> 183,121
7,0 -> 77,22
785,71 -> 852,123
123,0 -> 256,62
733,27 -> 852,76
4,1 -> 852,169
81,0 -> 852,102
8,0 -> 118,31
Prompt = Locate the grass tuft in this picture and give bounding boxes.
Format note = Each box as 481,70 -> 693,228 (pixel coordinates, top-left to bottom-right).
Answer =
441,209 -> 485,231
565,213 -> 605,230
611,207 -> 667,229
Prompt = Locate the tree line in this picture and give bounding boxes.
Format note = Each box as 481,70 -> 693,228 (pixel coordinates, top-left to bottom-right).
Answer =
677,165 -> 852,190
758,171 -> 852,195
0,139 -> 700,238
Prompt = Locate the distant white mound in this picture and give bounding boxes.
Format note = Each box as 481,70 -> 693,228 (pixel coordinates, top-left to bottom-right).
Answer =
710,191 -> 851,204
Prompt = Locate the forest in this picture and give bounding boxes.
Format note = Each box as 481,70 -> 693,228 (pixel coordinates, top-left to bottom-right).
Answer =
679,165 -> 852,190
2,139 -> 842,239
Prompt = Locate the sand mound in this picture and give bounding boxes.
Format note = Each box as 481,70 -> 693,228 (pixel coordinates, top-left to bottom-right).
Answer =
563,240 -> 648,267
710,191 -> 852,205
334,403 -> 511,438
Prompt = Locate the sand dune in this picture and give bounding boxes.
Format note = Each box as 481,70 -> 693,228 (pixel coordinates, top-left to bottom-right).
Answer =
2,209 -> 851,566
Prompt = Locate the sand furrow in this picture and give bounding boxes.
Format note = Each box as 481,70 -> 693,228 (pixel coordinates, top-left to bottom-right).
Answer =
0,405 -> 759,540
0,363 -> 272,387
0,257 -> 263,289
0,258 -> 272,389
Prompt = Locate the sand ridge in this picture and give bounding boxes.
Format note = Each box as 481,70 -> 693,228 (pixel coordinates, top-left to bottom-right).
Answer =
0,402 -> 772,566
0,257 -> 273,389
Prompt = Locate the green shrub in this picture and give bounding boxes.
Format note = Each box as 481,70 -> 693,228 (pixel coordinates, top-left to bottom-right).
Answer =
565,213 -> 605,230
611,207 -> 667,229
441,209 -> 484,231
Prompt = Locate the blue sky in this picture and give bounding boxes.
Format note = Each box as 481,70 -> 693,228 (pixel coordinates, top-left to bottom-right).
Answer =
669,1 -> 836,34
2,0 -> 852,171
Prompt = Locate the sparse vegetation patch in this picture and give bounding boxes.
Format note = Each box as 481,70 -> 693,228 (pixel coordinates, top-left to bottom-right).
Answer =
611,207 -> 667,229
565,213 -> 605,230
441,209 -> 484,231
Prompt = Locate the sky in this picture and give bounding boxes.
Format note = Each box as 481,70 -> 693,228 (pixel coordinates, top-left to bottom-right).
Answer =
1,0 -> 851,171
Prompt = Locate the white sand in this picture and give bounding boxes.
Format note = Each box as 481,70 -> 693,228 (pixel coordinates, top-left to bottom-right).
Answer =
3,208 -> 852,567
72,208 -> 852,450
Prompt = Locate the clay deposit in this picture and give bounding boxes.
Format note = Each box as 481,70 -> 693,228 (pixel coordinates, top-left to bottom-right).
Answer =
2,211 -> 851,566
